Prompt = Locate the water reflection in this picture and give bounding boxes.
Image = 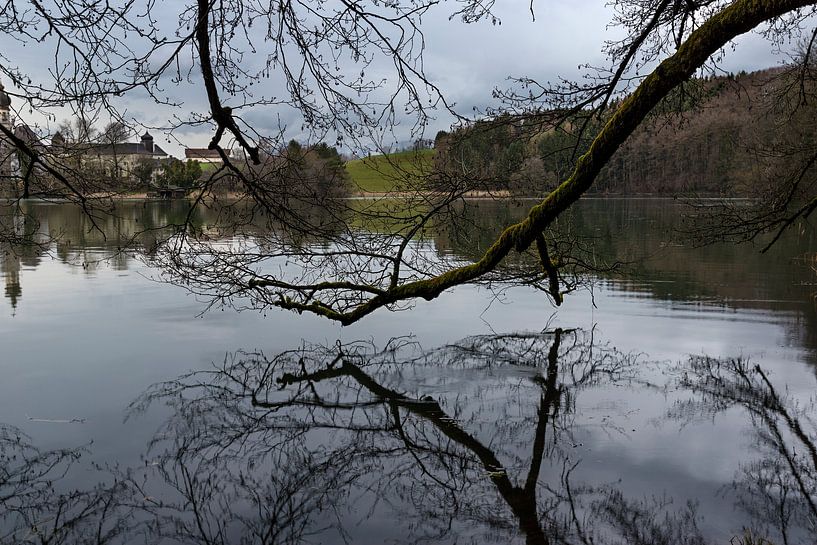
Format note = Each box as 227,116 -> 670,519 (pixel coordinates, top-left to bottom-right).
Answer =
2,199 -> 810,292
0,424 -> 130,544
0,199 -> 814,543
676,356 -> 817,543
444,199 -> 817,361
438,199 -> 816,306
121,330 -> 701,544
3,330 -> 817,543
2,200 -> 813,356
0,201 -> 175,314
0,199 -> 347,315
0,207 -> 40,314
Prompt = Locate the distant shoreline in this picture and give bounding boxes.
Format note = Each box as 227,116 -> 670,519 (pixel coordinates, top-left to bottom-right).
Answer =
2,191 -> 758,203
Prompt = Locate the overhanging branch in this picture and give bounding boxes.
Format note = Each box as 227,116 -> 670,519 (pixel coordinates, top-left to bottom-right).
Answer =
253,0 -> 816,325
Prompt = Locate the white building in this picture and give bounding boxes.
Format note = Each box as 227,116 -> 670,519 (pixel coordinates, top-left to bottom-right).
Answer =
184,147 -> 230,164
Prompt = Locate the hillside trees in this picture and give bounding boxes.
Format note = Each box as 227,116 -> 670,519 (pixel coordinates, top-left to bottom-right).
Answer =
692,62 -> 817,248
0,0 -> 816,323
245,140 -> 350,201
156,159 -> 202,189
435,68 -> 817,197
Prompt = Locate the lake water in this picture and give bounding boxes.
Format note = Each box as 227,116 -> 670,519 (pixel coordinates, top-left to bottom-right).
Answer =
1,198 -> 816,544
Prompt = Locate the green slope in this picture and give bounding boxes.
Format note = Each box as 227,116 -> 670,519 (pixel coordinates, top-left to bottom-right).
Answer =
345,149 -> 435,193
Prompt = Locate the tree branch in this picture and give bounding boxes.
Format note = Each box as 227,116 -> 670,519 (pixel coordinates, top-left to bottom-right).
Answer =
258,0 -> 816,325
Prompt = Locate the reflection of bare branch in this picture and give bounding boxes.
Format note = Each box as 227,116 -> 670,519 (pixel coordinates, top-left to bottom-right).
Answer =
676,356 -> 817,543
124,330 -> 715,545
592,490 -> 706,545
0,424 -> 130,544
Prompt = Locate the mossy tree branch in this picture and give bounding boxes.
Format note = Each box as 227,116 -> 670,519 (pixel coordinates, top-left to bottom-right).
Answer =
252,0 -> 816,325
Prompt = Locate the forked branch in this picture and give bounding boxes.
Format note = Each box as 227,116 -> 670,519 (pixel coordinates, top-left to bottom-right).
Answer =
252,0 -> 816,325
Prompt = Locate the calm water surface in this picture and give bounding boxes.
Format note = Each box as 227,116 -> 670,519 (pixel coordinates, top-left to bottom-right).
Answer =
1,198 -> 816,544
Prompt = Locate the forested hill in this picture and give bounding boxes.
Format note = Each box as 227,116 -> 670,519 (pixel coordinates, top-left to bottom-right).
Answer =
434,67 -> 811,196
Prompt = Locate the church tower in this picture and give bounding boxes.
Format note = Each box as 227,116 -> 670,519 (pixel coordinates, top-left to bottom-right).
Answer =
0,80 -> 11,127
0,81 -> 18,195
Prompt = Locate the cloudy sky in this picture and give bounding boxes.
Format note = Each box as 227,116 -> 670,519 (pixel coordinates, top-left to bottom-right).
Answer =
0,0 -> 800,157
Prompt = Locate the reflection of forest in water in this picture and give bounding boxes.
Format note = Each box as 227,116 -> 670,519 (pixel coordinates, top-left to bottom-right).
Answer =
2,330 -> 817,544
2,198 -> 816,543
0,201 -> 196,312
434,198 -> 817,357
2,198 -> 815,345
0,199 -> 348,313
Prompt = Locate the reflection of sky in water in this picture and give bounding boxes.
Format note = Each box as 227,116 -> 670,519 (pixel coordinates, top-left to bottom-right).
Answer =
0,199 -> 815,543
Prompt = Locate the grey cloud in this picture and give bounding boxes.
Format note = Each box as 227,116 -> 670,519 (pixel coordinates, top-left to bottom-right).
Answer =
0,0 -> 805,157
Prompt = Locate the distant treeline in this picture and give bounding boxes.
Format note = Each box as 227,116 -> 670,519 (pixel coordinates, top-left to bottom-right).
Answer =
433,68 -> 810,196
211,139 -> 350,200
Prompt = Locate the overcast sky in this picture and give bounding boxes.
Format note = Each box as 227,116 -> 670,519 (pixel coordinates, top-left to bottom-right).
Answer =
0,0 -> 800,157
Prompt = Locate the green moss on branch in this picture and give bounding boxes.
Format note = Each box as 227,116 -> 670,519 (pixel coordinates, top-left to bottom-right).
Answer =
269,0 -> 815,325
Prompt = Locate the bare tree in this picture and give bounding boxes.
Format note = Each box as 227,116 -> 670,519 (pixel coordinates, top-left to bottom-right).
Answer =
0,0 -> 815,322
100,121 -> 129,146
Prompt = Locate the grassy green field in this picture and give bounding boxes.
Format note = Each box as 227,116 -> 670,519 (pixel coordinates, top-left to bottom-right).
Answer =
198,162 -> 219,173
345,149 -> 435,193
